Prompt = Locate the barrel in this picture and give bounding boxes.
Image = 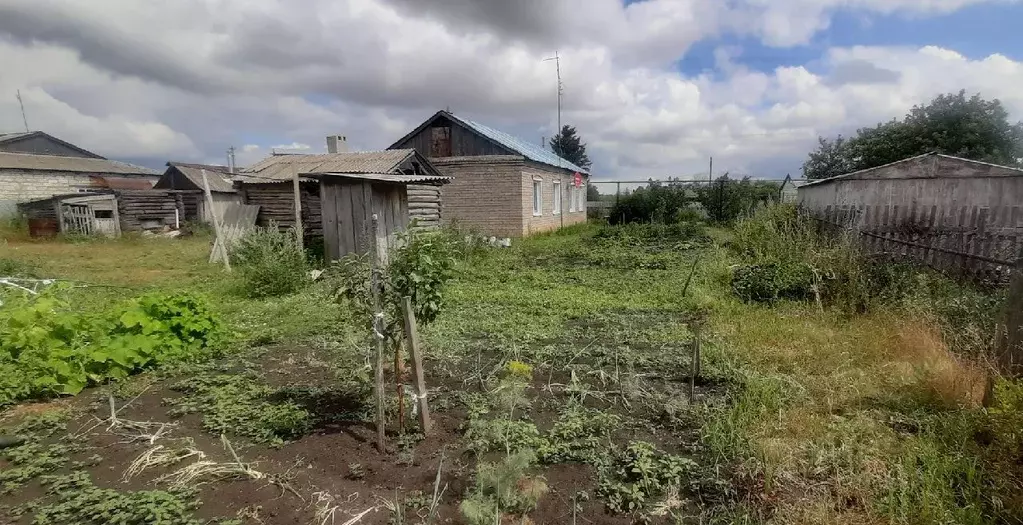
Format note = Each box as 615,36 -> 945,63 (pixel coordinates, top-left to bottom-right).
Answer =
28,218 -> 59,238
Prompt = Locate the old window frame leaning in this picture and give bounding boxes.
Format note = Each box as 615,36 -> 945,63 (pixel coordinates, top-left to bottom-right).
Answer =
532,178 -> 543,216
552,180 -> 562,215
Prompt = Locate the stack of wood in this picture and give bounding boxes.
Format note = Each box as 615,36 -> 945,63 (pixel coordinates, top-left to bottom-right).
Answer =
116,190 -> 194,231
407,184 -> 442,229
242,182 -> 323,236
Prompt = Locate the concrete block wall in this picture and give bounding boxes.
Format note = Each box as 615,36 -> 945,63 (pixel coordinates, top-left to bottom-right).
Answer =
521,165 -> 587,235
431,156 -> 526,237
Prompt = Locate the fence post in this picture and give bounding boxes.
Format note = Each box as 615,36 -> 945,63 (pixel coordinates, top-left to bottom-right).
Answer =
999,257 -> 1023,376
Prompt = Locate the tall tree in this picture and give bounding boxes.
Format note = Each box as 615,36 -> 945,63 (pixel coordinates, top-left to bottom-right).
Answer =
550,125 -> 592,170
802,91 -> 1023,180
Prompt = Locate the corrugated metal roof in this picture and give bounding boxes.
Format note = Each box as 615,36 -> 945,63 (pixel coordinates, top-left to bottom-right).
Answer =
444,113 -> 589,174
167,162 -> 236,192
0,151 -> 159,175
237,150 -> 416,183
312,172 -> 452,184
800,152 -> 1023,188
90,176 -> 156,190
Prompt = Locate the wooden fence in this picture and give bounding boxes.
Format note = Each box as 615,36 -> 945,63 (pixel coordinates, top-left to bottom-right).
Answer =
808,204 -> 1023,283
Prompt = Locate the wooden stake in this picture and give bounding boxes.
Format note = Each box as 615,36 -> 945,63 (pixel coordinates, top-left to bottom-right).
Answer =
402,296 -> 433,434
202,169 -> 231,271
371,214 -> 386,452
292,171 -> 304,251
395,339 -> 405,436
689,325 -> 701,403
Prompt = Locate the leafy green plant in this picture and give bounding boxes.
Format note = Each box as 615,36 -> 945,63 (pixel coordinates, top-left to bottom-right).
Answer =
166,371 -> 313,446
459,451 -> 548,525
538,404 -> 620,464
0,411 -> 77,494
595,441 -> 698,513
0,292 -> 220,405
231,224 -> 308,298
33,471 -> 204,525
329,227 -> 456,333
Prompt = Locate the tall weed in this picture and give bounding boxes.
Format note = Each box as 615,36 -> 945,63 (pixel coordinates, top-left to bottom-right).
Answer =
231,225 -> 308,299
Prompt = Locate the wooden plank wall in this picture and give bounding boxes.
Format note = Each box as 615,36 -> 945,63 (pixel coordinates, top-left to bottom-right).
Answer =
242,182 -> 323,236
810,204 -> 1023,283
321,180 -> 410,262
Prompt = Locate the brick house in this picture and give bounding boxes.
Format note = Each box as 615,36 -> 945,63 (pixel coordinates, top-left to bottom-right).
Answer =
0,148 -> 160,216
389,110 -> 590,237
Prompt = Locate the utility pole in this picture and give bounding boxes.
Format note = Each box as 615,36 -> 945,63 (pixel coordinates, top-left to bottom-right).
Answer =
708,156 -> 713,184
544,51 -> 565,228
16,90 -> 29,132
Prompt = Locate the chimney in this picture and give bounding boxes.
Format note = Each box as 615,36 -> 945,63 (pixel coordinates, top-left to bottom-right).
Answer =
326,135 -> 348,154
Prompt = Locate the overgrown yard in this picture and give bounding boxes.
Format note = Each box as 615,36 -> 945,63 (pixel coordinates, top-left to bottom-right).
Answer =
0,214 -> 1020,524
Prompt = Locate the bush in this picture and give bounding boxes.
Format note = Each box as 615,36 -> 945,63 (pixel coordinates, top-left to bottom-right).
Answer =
231,225 -> 308,298
460,451 -> 548,525
0,292 -> 220,405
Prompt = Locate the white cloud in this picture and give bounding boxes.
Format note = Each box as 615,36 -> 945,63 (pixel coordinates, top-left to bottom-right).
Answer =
0,0 -> 1019,181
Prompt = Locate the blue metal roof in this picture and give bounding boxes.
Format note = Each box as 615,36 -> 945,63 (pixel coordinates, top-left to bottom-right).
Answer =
445,113 -> 589,175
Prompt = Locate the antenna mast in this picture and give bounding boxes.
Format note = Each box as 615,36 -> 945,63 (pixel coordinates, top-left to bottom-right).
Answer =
16,90 -> 29,132
543,52 -> 563,151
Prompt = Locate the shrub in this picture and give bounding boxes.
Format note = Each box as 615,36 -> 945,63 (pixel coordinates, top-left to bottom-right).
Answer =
0,292 -> 220,405
231,225 -> 308,298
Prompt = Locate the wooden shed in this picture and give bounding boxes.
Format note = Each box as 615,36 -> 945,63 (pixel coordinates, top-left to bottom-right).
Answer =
236,149 -> 447,241
312,172 -> 451,262
17,189 -> 199,237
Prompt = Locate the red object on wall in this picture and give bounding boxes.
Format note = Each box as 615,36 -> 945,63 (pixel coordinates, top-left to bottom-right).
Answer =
573,172 -> 583,187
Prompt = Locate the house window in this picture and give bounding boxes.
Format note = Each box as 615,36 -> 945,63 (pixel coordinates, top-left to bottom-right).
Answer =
568,186 -> 576,212
94,209 -> 114,219
532,179 -> 542,216
577,183 -> 586,212
553,181 -> 562,215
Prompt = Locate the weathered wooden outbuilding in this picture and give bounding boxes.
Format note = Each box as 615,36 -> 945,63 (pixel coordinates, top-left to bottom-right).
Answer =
155,162 -> 242,222
235,148 -> 447,239
311,172 -> 450,262
17,189 -> 198,237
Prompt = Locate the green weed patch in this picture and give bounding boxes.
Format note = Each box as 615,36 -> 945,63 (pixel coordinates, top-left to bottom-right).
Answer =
0,293 -> 220,406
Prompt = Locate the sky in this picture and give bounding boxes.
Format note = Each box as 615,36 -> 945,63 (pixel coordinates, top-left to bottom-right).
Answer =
0,0 -> 1021,182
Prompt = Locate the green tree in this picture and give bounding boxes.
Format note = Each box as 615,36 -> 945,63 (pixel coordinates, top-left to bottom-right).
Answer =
586,184 -> 600,201
549,125 -> 592,170
802,91 -> 1023,180
802,135 -> 853,180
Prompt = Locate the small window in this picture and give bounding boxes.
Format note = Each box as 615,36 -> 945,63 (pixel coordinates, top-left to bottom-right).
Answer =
532,179 -> 542,216
577,183 -> 586,211
552,181 -> 562,215
569,186 -> 576,213
94,209 -> 113,219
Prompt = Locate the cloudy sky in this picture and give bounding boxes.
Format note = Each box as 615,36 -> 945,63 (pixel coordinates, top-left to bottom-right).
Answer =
0,0 -> 1021,181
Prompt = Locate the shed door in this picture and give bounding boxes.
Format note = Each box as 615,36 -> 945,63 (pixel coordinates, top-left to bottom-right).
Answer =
430,126 -> 452,157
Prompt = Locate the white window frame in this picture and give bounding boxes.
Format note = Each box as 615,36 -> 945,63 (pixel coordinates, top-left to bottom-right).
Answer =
552,181 -> 562,215
568,186 -> 576,213
532,179 -> 543,216
577,183 -> 586,212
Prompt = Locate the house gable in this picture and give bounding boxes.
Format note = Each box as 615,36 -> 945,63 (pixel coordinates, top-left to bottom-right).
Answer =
0,132 -> 104,159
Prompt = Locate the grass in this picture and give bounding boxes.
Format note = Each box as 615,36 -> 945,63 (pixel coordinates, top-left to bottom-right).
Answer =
2,219 -> 1020,524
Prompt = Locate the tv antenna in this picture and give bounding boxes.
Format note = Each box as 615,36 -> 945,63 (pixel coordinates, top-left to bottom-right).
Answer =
16,90 -> 29,132
543,52 -> 563,145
